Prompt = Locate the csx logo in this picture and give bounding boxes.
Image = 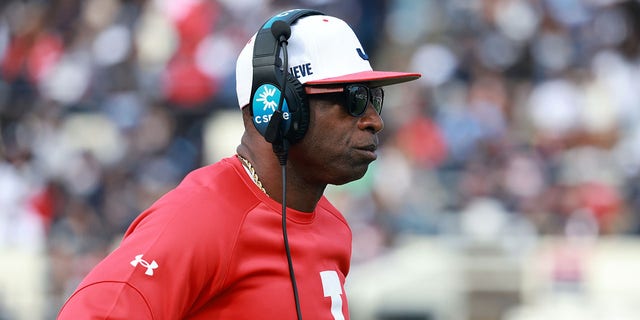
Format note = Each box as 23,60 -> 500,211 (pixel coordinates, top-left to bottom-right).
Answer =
254,112 -> 290,124
252,84 -> 292,136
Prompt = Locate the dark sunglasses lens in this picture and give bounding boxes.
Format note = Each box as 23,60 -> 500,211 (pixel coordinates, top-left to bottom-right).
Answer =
347,85 -> 369,116
370,87 -> 384,114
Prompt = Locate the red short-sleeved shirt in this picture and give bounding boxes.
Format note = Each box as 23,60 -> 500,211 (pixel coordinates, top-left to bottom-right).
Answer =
58,156 -> 352,319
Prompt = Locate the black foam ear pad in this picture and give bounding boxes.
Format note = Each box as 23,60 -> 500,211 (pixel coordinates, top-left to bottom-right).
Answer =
281,72 -> 308,144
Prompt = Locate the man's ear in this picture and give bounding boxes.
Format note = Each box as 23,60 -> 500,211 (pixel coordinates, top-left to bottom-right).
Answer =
241,106 -> 253,127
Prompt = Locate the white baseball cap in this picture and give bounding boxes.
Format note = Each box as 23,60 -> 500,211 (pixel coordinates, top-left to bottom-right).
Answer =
235,13 -> 421,109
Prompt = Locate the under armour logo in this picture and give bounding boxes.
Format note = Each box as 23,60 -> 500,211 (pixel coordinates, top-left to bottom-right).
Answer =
130,254 -> 158,276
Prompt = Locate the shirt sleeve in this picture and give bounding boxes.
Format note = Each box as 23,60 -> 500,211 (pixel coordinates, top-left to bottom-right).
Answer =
57,185 -> 240,319
57,282 -> 153,320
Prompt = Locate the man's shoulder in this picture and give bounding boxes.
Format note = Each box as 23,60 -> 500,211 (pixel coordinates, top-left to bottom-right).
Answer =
317,196 -> 350,228
130,156 -> 257,234
180,156 -> 240,189
166,156 -> 251,203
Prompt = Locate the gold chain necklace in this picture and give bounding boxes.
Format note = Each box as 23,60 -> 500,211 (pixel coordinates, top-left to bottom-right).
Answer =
237,154 -> 268,195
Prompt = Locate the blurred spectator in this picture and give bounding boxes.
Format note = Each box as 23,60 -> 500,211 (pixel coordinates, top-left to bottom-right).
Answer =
1,0 -> 640,318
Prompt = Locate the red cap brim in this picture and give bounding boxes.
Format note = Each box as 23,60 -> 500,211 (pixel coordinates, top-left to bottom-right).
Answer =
304,70 -> 421,87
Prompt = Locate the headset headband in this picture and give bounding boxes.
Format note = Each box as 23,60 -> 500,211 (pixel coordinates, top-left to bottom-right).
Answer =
252,9 -> 324,82
250,9 -> 325,146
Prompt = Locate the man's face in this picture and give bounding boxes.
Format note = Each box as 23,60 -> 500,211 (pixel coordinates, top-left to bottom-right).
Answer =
289,89 -> 384,186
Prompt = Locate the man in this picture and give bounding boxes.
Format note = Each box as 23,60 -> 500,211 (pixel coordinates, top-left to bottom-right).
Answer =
58,9 -> 419,319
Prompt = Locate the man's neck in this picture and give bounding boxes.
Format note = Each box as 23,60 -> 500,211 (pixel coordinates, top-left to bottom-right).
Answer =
237,141 -> 325,213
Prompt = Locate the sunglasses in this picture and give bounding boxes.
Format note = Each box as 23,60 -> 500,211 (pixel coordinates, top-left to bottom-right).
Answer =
304,84 -> 384,117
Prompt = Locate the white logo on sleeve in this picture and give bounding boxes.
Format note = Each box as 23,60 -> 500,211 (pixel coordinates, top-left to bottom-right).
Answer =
320,270 -> 345,320
130,254 -> 158,276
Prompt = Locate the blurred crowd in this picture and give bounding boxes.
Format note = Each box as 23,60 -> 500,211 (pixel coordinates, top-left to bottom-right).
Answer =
1,0 -> 639,318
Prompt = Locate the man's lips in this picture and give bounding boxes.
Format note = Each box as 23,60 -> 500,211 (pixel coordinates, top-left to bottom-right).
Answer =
356,144 -> 377,152
354,144 -> 378,160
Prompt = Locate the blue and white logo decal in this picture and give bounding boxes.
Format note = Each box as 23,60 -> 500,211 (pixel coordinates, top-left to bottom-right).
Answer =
252,84 -> 291,135
262,9 -> 303,29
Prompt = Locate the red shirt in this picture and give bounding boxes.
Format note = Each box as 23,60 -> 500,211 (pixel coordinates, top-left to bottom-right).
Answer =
58,156 -> 352,319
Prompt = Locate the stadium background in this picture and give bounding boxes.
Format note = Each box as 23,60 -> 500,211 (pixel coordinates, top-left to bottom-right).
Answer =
1,0 -> 640,319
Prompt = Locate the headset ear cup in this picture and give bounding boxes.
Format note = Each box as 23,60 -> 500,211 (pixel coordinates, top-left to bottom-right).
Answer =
250,9 -> 324,145
249,84 -> 279,137
283,74 -> 308,144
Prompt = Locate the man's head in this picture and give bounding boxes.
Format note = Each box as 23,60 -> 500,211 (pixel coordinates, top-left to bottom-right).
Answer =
235,9 -> 420,145
235,9 -> 420,186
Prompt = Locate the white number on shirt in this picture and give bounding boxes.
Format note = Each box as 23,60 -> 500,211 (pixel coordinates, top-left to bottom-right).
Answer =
320,270 -> 345,320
